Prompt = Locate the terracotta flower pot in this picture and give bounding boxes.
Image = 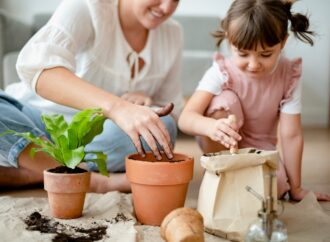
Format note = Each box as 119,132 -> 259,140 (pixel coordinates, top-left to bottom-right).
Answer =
126,152 -> 194,226
160,207 -> 205,242
43,167 -> 91,219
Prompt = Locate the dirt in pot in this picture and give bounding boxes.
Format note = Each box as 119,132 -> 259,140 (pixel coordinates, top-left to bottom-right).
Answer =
128,152 -> 191,163
130,156 -> 185,163
24,211 -> 107,241
48,166 -> 88,174
138,159 -> 185,163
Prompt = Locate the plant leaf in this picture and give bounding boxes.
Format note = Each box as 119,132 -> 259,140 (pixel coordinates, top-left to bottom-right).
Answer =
67,127 -> 79,149
57,134 -> 69,150
81,113 -> 106,145
30,147 -> 65,166
0,130 -> 65,165
85,151 -> 109,176
62,146 -> 85,169
0,108 -> 109,176
69,108 -> 106,147
41,114 -> 68,145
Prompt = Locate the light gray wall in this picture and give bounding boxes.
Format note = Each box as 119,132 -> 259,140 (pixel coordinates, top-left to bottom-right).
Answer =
0,0 -> 61,24
1,0 -> 329,127
284,0 -> 330,127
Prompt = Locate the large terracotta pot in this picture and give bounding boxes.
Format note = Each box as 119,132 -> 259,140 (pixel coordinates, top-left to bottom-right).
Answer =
43,168 -> 91,219
126,152 -> 194,226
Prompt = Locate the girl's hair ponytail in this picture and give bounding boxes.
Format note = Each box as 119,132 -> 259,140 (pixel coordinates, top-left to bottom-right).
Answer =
213,21 -> 227,48
284,0 -> 314,45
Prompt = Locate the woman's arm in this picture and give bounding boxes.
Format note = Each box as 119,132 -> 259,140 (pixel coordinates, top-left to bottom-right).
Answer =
37,67 -> 173,160
279,113 -> 330,201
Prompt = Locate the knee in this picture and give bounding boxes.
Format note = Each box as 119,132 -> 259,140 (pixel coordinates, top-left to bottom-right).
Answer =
206,90 -> 244,128
160,115 -> 177,145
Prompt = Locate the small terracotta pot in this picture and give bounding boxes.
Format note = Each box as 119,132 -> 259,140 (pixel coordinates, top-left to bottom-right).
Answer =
160,207 -> 205,242
126,152 -> 194,226
43,168 -> 91,219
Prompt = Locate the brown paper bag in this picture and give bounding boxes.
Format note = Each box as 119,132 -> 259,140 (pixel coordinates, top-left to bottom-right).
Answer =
197,148 -> 279,241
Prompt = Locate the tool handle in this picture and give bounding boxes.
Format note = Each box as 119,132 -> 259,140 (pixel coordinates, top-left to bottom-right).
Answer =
228,114 -> 238,154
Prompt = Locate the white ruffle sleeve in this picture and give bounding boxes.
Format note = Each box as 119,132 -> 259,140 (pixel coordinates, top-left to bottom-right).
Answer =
16,0 -> 93,92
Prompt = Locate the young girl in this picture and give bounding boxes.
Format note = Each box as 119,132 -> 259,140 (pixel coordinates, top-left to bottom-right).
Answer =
5,0 -> 184,190
178,0 -> 330,201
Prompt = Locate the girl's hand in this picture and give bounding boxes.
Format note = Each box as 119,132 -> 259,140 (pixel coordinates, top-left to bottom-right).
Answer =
207,117 -> 241,149
290,187 -> 330,201
109,100 -> 173,160
121,92 -> 153,106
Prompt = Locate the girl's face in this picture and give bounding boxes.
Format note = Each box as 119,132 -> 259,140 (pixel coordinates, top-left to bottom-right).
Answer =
133,0 -> 179,29
230,42 -> 284,79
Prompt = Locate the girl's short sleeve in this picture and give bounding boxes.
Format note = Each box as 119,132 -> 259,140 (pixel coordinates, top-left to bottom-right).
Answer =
16,0 -> 93,92
280,58 -> 302,114
196,53 -> 229,95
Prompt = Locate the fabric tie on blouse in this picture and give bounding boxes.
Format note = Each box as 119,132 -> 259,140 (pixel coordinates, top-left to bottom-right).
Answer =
127,51 -> 143,80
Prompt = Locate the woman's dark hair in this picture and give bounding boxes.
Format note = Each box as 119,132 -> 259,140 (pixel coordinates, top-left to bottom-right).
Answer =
213,0 -> 314,50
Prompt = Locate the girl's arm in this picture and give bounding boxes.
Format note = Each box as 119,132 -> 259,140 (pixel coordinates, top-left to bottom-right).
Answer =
178,91 -> 240,148
279,113 -> 330,201
36,67 -> 173,161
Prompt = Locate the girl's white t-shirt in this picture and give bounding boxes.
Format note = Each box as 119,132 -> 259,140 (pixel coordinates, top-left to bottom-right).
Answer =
6,0 -> 184,121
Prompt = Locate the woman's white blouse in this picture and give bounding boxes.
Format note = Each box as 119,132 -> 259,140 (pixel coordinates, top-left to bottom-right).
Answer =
6,0 -> 184,121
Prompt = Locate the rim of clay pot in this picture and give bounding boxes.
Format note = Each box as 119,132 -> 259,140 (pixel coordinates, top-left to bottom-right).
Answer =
126,152 -> 194,185
43,169 -> 91,193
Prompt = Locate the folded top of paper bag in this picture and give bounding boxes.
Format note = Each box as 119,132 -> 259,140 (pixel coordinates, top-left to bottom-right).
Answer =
201,148 -> 279,173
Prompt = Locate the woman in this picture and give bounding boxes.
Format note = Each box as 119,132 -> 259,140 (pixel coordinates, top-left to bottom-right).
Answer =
4,0 -> 184,191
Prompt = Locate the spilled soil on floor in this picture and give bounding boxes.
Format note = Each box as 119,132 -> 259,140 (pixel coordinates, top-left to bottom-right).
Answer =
24,211 -> 107,241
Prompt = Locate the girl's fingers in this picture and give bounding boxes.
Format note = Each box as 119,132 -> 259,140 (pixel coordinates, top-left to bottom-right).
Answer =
215,132 -> 233,148
222,118 -> 241,140
215,122 -> 240,145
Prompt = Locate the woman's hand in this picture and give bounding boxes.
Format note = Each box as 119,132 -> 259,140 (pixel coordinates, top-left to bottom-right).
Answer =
207,117 -> 241,149
121,92 -> 153,106
290,187 -> 330,201
109,100 -> 173,160
153,103 -> 174,117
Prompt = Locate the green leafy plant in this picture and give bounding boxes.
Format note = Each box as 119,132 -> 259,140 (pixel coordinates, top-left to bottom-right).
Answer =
0,108 -> 108,176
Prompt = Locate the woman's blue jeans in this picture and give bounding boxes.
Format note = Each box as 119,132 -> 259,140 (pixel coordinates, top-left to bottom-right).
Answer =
0,90 -> 177,172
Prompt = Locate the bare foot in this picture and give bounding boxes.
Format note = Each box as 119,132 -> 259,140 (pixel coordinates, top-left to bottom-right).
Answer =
89,172 -> 131,193
314,191 -> 330,201
290,187 -> 330,201
0,166 -> 43,187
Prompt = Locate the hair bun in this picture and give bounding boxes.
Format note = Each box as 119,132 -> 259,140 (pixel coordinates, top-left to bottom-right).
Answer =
291,13 -> 310,32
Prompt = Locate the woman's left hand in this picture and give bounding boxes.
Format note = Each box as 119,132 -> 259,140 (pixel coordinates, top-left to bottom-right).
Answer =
290,187 -> 330,201
121,92 -> 152,106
